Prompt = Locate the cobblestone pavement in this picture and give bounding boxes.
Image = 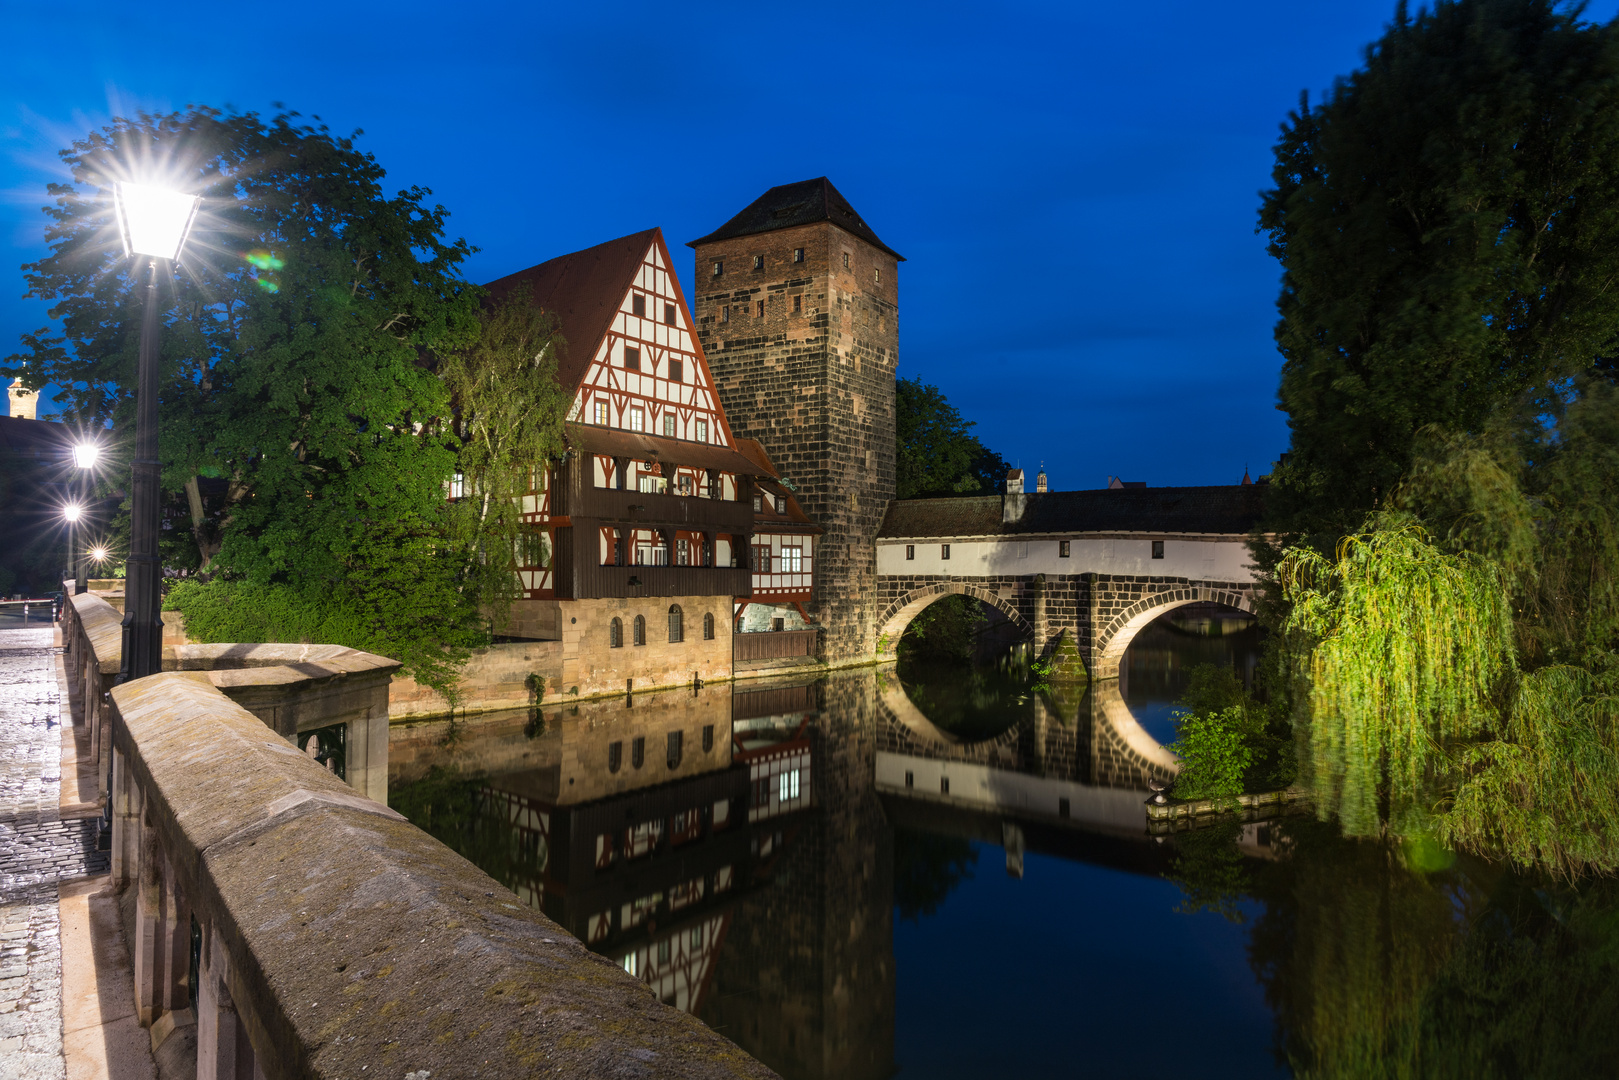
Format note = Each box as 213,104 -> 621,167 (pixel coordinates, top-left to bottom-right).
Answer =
1,627 -> 105,1080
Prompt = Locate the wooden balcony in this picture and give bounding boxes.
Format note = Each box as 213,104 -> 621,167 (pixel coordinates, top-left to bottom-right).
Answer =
569,486 -> 754,531
563,563 -> 752,600
734,630 -> 819,663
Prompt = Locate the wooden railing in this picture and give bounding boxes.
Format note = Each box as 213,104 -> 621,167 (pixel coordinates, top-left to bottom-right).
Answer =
734,629 -> 819,662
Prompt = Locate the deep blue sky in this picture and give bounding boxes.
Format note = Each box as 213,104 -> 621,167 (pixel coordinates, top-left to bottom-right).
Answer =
7,1 -> 1617,489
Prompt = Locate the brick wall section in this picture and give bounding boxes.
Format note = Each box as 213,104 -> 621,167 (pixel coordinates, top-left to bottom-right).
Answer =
692,222 -> 898,664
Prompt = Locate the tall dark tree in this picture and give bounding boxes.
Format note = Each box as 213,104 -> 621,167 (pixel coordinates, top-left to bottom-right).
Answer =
894,376 -> 1010,499
1259,0 -> 1619,538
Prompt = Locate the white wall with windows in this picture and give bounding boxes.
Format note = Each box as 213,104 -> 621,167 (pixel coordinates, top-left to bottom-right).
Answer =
877,534 -> 1256,581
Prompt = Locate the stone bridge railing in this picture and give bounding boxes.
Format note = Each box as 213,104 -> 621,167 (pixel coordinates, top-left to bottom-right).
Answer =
64,592 -> 775,1080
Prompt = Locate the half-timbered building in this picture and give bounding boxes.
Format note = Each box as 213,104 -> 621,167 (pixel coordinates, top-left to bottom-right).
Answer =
484,228 -> 819,695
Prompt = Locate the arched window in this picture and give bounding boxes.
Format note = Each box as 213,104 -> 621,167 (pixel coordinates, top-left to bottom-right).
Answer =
609,617 -> 623,648
668,604 -> 684,643
703,612 -> 716,640
666,731 -> 683,770
633,615 -> 646,646
608,741 -> 622,773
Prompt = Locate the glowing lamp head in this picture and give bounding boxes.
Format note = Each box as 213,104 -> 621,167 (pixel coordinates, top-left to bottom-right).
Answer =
63,504 -> 83,523
113,181 -> 200,261
72,443 -> 99,469
90,547 -> 109,562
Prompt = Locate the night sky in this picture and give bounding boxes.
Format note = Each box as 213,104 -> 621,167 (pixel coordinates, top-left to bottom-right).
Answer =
7,1 -> 1615,490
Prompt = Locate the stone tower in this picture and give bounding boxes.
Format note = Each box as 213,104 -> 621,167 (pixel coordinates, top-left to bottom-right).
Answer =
689,178 -> 901,663
8,377 -> 37,419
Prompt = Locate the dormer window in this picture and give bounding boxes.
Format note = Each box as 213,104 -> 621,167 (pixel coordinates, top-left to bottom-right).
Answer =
632,293 -> 646,318
752,493 -> 762,513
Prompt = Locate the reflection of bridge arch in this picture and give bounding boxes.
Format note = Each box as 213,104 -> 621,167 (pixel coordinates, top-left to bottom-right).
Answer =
1092,586 -> 1256,681
874,582 -> 1034,653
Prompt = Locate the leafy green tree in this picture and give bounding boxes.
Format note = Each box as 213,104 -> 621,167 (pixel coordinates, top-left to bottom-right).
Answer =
4,107 -> 505,693
1259,0 -> 1619,539
895,376 -> 1010,499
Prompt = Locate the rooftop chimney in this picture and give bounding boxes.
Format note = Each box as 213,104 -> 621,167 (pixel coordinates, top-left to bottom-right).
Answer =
1005,468 -> 1024,495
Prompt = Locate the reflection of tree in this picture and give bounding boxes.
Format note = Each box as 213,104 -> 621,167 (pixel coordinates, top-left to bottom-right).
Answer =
897,657 -> 1038,741
1241,818 -> 1619,1078
893,829 -> 977,922
390,767 -> 545,897
1165,819 -> 1251,923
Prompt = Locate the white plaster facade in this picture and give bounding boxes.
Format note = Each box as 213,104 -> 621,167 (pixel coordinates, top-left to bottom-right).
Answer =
876,533 -> 1257,582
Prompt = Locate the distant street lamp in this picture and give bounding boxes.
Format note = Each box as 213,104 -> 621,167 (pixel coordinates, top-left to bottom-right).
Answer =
69,441 -> 100,594
62,503 -> 83,598
112,181 -> 200,681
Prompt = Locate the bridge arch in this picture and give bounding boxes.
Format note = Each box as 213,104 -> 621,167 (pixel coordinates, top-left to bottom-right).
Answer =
1092,586 -> 1256,681
875,582 -> 1035,656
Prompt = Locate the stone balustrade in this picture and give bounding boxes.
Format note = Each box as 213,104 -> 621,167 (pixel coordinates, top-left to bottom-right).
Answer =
63,593 -> 775,1079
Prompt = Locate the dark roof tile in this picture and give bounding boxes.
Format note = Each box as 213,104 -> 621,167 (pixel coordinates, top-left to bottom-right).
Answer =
877,486 -> 1266,539
687,178 -> 903,260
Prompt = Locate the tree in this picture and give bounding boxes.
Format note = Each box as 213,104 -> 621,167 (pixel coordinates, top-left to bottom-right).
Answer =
895,376 -> 1010,499
5,107 -> 489,691
1259,0 -> 1619,539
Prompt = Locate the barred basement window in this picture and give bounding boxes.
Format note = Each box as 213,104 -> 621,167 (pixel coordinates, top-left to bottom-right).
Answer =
703,613 -> 715,640
608,741 -> 622,772
663,414 -> 676,437
1152,540 -> 1165,559
664,303 -> 676,325
792,295 -> 802,314
610,618 -> 623,648
793,247 -> 804,263
753,254 -> 764,270
670,359 -> 683,382
632,293 -> 646,318
632,736 -> 645,768
905,544 -> 915,560
633,615 -> 646,646
624,346 -> 640,370
712,260 -> 723,276
1059,540 -> 1071,558
941,544 -> 951,560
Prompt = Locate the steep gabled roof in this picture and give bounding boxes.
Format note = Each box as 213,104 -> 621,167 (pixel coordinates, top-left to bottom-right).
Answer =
686,177 -> 904,261
483,229 -> 661,392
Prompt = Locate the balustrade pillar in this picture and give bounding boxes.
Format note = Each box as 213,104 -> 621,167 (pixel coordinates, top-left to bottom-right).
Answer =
111,751 -> 143,887
134,810 -> 191,1025
198,925 -> 257,1080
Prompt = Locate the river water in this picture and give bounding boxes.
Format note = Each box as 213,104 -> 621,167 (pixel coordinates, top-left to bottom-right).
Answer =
388,609 -> 1619,1078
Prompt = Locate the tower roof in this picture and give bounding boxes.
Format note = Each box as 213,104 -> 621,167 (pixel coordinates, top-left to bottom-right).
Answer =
687,177 -> 904,260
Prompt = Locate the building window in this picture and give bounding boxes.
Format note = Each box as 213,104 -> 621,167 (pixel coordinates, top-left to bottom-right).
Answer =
721,304 -> 730,323
633,615 -> 646,646
663,414 -> 676,438
520,527 -> 549,568
610,618 -> 623,648
667,731 -> 683,769
779,769 -> 800,801
670,359 -> 683,383
753,254 -> 764,270
1152,540 -> 1165,559
842,252 -> 850,269
793,247 -> 804,263
608,741 -> 622,772
629,407 -> 645,432
905,544 -> 914,560
753,542 -> 771,572
792,295 -> 802,314
781,545 -> 803,572
752,493 -> 763,513
594,400 -> 609,425
905,770 -> 914,788
1059,540 -> 1071,558
448,472 -> 465,500
678,475 -> 693,497
624,346 -> 640,370
712,260 -> 723,277
676,537 -> 690,564
695,419 -> 708,443
703,613 -> 715,640
632,736 -> 645,769
665,303 -> 677,325
941,544 -> 951,560
632,293 -> 646,318
941,775 -> 950,794
875,267 -> 882,286
667,605 -> 683,642
755,300 -> 764,318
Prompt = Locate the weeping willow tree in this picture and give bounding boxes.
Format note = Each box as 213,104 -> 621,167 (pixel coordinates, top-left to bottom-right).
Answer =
1280,383 -> 1619,877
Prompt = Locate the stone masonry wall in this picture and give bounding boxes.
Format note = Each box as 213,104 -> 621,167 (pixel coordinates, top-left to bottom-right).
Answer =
693,221 -> 898,665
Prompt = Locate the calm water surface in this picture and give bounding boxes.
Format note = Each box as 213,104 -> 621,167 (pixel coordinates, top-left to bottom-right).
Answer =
389,609 -> 1619,1078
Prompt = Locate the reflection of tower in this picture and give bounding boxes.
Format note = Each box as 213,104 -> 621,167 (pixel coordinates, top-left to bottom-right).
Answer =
699,672 -> 895,1079
8,377 -> 37,419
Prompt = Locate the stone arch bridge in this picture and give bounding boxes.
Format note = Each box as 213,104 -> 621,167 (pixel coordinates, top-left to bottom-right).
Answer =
871,483 -> 1265,680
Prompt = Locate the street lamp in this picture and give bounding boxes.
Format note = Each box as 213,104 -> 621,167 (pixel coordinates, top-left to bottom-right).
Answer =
69,441 -> 100,594
112,180 -> 200,681
72,442 -> 100,470
62,503 -> 83,598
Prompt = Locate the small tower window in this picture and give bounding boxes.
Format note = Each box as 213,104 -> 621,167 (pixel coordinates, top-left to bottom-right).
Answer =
842,252 -> 850,269
753,254 -> 764,270
670,359 -> 684,382
721,305 -> 730,323
875,267 -> 882,285
712,260 -> 723,276
792,295 -> 802,314
633,614 -> 646,645
632,293 -> 646,318
703,612 -> 715,640
905,544 -> 915,560
755,300 -> 764,318
624,346 -> 640,370
941,544 -> 951,560
793,248 -> 804,263
1152,540 -> 1165,559
1059,540 -> 1071,558
664,303 -> 677,325
610,618 -> 623,648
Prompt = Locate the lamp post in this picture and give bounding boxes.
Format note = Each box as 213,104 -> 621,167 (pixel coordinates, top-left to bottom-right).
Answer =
62,503 -> 82,600
70,442 -> 99,594
112,181 -> 200,682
